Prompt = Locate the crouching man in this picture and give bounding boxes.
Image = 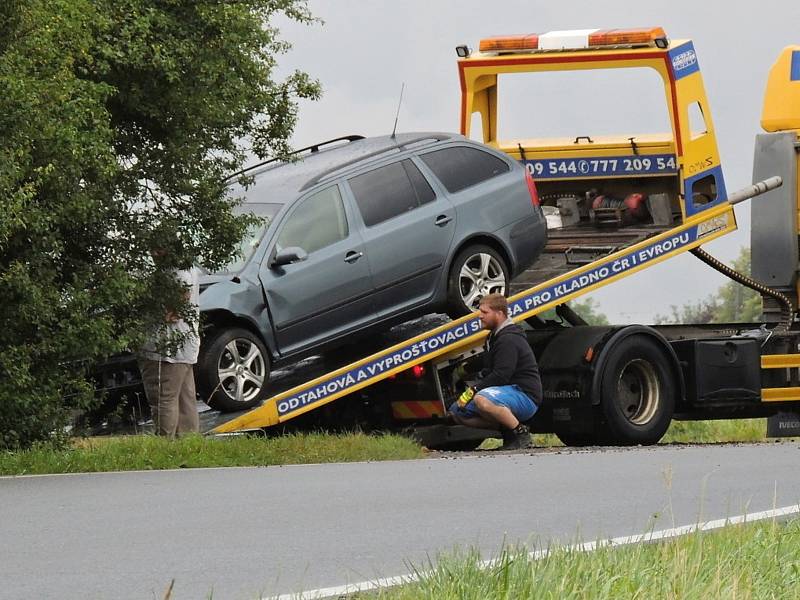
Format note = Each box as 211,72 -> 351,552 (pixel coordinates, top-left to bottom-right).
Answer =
449,293 -> 542,450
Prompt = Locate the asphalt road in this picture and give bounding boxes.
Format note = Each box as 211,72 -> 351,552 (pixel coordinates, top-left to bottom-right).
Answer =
2,442 -> 799,600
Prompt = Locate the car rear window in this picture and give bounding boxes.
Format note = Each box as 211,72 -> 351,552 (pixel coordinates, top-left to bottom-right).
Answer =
420,146 -> 510,193
349,159 -> 435,227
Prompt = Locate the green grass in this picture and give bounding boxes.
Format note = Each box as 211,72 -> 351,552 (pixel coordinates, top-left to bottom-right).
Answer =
478,418 -> 777,449
0,418 -> 790,476
0,431 -> 424,476
366,518 -> 800,599
661,418 -> 769,444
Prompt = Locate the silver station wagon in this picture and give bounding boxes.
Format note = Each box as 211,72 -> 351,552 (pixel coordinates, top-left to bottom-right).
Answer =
197,133 -> 547,411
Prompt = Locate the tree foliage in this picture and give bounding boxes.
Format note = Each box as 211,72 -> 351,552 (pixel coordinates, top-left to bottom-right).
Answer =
655,248 -> 762,325
0,0 -> 320,449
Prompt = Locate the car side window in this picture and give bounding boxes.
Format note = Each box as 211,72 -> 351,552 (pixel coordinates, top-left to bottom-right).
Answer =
420,146 -> 510,193
349,159 -> 436,227
276,185 -> 348,254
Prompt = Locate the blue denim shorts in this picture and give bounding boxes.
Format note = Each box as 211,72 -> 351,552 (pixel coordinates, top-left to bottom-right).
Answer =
450,384 -> 538,422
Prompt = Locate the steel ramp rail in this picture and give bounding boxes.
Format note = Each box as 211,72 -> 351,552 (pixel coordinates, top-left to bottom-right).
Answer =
211,178 -> 781,434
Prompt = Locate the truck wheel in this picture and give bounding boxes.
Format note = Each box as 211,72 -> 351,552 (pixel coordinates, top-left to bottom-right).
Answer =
599,335 -> 675,445
446,244 -> 509,317
196,327 -> 271,412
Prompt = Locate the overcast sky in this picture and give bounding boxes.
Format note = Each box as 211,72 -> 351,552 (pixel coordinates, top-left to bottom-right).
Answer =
273,0 -> 800,322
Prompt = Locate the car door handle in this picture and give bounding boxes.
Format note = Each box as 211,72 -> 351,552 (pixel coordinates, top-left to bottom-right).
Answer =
435,215 -> 453,227
344,251 -> 364,263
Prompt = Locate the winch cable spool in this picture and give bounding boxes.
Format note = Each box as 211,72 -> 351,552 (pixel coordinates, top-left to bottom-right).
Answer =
690,247 -> 794,333
592,193 -> 648,218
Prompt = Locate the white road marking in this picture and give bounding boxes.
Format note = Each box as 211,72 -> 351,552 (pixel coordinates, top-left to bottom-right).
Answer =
268,503 -> 800,600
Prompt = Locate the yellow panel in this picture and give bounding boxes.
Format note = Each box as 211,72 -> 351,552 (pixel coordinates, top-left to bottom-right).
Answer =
761,46 -> 800,132
671,59 -> 723,223
761,354 -> 800,369
673,72 -> 720,168
762,387 -> 800,402
212,391 -> 280,434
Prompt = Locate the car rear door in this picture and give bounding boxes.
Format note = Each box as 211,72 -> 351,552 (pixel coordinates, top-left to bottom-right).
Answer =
345,158 -> 456,318
260,184 -> 376,355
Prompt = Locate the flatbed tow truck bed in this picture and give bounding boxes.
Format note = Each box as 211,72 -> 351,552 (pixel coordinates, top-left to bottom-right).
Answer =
513,223 -> 673,292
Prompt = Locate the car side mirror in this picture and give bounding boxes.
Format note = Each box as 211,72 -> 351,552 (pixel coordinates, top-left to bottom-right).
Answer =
271,246 -> 308,268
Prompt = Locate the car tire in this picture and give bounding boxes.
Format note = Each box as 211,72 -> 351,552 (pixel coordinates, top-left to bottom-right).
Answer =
446,244 -> 510,317
196,327 -> 271,413
598,335 -> 676,445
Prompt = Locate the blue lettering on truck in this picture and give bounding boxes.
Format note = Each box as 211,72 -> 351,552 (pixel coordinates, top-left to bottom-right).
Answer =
523,154 -> 677,179
277,319 -> 482,415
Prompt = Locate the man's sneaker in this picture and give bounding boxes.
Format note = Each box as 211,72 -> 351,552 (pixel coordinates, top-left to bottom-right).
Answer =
501,424 -> 531,450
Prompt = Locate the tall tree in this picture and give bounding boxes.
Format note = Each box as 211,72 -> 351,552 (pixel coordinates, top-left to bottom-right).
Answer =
0,0 -> 320,449
655,248 -> 761,324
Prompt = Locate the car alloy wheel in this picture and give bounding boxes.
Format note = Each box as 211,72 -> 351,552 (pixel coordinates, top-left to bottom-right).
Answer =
458,252 -> 507,311
217,338 -> 267,404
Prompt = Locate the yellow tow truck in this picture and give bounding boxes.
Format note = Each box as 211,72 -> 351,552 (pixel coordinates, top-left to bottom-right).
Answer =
213,28 -> 800,448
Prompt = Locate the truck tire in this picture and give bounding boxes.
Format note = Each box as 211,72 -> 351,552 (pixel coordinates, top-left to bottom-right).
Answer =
598,334 -> 676,445
446,244 -> 509,317
196,327 -> 271,412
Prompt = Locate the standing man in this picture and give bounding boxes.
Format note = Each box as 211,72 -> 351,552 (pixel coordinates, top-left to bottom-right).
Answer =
138,260 -> 201,438
449,293 -> 542,450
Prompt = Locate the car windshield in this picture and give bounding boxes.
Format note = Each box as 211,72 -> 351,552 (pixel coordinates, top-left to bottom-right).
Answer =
216,202 -> 282,273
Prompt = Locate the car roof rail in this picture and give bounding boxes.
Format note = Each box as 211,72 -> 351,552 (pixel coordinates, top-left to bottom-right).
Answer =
301,133 -> 451,191
225,135 -> 365,182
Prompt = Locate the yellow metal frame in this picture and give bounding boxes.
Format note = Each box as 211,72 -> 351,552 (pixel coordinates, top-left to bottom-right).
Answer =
761,354 -> 800,369
458,39 -> 726,221
762,388 -> 800,403
761,355 -> 800,403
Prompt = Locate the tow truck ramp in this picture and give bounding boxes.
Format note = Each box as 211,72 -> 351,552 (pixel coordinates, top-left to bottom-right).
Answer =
212,177 -> 781,434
